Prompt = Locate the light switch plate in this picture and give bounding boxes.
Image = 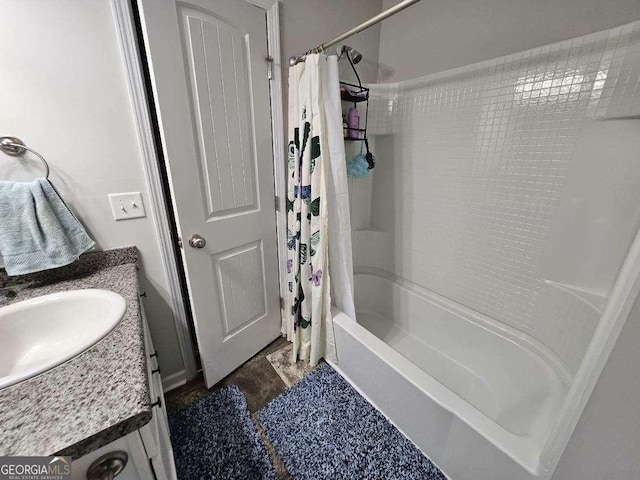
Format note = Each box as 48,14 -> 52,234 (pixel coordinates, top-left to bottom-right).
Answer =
108,192 -> 146,221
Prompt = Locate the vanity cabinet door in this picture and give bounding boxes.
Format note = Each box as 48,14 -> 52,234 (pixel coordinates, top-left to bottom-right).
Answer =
139,300 -> 177,480
151,407 -> 176,480
71,431 -> 153,480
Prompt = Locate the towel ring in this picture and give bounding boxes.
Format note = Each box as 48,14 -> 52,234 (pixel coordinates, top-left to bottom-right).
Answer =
0,136 -> 50,179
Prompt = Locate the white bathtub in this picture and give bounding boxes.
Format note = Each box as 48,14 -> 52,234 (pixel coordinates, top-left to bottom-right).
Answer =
330,269 -> 570,480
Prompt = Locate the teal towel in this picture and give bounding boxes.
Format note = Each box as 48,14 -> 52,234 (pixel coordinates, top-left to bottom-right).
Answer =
0,178 -> 95,275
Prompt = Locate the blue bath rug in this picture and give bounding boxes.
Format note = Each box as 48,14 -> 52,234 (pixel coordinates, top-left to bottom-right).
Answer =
257,364 -> 446,480
168,385 -> 276,480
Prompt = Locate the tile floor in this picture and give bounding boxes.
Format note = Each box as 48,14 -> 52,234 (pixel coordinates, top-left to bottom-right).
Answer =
166,337 -> 290,415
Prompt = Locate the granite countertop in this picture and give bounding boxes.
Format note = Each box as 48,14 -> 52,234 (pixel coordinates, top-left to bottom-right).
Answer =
0,247 -> 152,458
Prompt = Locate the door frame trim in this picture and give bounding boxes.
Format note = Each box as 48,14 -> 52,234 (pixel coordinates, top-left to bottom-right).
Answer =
111,0 -> 286,384
256,0 -> 289,328
111,0 -> 198,383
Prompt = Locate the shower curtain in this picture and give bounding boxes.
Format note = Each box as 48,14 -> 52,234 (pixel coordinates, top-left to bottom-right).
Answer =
284,53 -> 356,365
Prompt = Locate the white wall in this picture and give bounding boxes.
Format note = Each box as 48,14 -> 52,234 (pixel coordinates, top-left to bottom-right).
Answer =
378,0 -> 640,82
279,0 -> 382,86
0,1 -> 184,378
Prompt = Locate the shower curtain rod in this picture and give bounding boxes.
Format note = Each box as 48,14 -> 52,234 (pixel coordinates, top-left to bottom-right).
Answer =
289,0 -> 423,66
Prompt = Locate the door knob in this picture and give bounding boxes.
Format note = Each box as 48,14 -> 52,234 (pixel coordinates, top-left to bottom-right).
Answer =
189,234 -> 207,249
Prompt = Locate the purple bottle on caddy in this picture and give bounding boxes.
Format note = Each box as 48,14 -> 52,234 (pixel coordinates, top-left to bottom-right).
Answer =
347,106 -> 360,139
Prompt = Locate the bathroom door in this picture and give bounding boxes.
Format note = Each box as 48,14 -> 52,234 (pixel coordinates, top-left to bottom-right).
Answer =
137,0 -> 281,387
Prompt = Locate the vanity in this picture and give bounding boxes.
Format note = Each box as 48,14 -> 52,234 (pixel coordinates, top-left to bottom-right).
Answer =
0,248 -> 176,480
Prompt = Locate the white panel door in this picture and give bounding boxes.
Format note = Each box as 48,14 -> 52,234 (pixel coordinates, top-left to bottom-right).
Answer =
137,0 -> 280,387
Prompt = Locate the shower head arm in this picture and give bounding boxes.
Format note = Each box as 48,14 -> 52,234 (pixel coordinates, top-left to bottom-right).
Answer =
343,47 -> 363,89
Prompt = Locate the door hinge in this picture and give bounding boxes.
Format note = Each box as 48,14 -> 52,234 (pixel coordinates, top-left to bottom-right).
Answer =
266,56 -> 273,80
280,297 -> 284,309
275,195 -> 280,211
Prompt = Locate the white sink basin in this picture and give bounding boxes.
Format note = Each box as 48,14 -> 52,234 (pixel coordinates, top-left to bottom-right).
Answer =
0,289 -> 126,389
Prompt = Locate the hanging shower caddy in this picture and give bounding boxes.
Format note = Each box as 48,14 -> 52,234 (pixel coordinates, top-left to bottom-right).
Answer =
340,81 -> 369,142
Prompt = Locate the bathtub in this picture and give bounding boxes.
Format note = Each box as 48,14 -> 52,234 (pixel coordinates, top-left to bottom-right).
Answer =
329,269 -> 570,480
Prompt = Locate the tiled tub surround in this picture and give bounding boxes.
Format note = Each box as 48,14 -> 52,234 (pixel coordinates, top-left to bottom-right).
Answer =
361,21 -> 640,374
331,21 -> 640,480
0,247 -> 152,458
